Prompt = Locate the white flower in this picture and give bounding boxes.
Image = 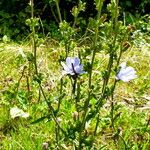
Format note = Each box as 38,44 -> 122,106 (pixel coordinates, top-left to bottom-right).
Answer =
116,62 -> 137,82
42,142 -> 49,150
61,57 -> 85,75
85,121 -> 91,130
10,107 -> 29,119
18,48 -> 26,58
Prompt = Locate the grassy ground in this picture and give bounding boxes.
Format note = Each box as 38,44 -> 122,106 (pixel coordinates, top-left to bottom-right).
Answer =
0,41 -> 150,149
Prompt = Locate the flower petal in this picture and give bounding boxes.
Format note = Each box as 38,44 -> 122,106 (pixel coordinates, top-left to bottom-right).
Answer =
62,57 -> 84,76
66,57 -> 72,69
116,63 -> 137,82
72,57 -> 80,66
74,65 -> 83,74
62,61 -> 74,73
120,62 -> 126,69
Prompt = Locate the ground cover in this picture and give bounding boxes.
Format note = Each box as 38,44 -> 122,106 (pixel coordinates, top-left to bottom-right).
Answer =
0,40 -> 150,149
0,0 -> 150,149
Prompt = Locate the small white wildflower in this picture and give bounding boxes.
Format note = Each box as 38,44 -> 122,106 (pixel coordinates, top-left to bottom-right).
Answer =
42,142 -> 49,150
18,48 -> 26,58
85,121 -> 91,130
10,107 -> 29,119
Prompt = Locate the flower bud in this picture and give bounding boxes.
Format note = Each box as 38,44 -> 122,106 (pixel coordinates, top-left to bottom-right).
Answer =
72,111 -> 79,121
100,14 -> 107,22
127,24 -> 136,32
122,42 -> 131,52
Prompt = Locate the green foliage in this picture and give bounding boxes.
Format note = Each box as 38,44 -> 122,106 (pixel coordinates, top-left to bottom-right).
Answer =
0,0 -> 149,41
0,6 -> 30,40
71,0 -> 86,18
0,0 -> 150,149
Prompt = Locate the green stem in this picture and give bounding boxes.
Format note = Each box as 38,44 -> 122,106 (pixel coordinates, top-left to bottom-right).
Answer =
55,0 -> 62,23
110,26 -> 130,130
72,76 -> 77,95
31,0 -> 38,75
15,66 -> 26,97
57,78 -> 63,111
94,0 -> 119,135
94,16 -> 130,135
26,75 -> 31,100
78,0 -> 103,148
73,17 -> 77,28
30,0 -> 67,138
39,84 -> 67,136
65,42 -> 69,58
110,80 -> 117,129
76,80 -> 80,111
50,4 -> 59,24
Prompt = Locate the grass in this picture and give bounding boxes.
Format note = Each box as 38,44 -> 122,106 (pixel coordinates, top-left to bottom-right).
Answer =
0,40 -> 150,149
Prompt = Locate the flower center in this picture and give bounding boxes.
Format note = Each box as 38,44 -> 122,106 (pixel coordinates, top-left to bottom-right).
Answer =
71,63 -> 76,74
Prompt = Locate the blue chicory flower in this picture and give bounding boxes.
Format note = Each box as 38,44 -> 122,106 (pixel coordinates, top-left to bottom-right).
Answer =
61,57 -> 85,75
116,62 -> 137,82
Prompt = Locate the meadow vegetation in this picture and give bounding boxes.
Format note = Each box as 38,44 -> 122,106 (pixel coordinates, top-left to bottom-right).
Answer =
0,0 -> 150,149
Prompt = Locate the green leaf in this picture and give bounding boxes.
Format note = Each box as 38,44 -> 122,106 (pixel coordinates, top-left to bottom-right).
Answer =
30,115 -> 50,124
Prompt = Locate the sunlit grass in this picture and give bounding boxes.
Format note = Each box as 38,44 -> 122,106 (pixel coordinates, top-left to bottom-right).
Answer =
0,41 -> 150,149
